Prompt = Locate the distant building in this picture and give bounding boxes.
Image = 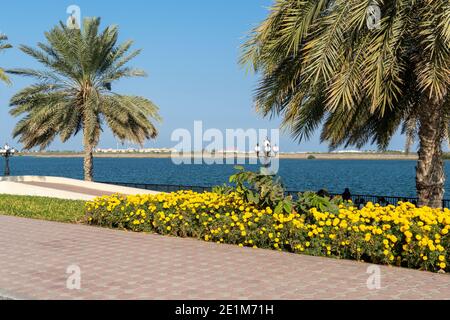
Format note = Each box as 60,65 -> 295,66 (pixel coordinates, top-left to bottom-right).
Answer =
94,148 -> 176,153
217,148 -> 240,154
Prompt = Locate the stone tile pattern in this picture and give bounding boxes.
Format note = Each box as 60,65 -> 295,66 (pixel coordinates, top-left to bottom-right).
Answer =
0,215 -> 449,300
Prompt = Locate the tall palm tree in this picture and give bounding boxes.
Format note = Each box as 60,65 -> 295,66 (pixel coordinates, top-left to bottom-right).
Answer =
9,18 -> 161,181
241,0 -> 450,208
0,34 -> 12,85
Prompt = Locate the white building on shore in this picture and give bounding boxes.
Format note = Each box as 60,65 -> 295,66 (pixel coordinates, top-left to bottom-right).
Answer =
94,147 -> 176,154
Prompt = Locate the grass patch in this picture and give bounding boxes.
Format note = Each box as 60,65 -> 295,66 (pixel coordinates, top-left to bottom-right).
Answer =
0,194 -> 86,223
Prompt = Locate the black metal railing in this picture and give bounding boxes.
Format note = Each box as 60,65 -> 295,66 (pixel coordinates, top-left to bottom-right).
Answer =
285,190 -> 434,207
98,181 -> 450,208
99,181 -> 214,194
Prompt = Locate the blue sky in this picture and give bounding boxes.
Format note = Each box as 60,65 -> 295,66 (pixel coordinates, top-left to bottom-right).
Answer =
0,0 -> 409,152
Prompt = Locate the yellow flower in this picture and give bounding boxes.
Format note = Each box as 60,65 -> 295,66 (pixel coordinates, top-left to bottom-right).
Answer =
87,190 -> 450,275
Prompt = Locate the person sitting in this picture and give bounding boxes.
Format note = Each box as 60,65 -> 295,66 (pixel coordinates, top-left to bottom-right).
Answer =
342,188 -> 352,202
377,197 -> 389,207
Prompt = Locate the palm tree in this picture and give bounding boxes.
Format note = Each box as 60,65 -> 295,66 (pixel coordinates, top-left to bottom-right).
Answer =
0,34 -> 12,85
9,17 -> 161,181
241,0 -> 450,208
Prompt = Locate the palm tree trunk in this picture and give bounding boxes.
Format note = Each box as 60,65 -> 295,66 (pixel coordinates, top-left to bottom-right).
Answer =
83,145 -> 94,181
416,101 -> 445,208
83,139 -> 94,182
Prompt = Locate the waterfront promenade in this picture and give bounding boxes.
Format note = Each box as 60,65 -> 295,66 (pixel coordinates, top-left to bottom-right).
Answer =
0,215 -> 449,300
0,176 -> 158,200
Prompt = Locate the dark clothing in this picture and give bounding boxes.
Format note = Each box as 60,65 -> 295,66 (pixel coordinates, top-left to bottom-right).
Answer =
342,189 -> 352,202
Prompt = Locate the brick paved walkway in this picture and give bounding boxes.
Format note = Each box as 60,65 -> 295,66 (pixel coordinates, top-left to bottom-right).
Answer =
1,215 -> 449,300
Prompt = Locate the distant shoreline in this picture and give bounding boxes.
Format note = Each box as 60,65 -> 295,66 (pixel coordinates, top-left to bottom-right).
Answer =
17,152 -> 420,160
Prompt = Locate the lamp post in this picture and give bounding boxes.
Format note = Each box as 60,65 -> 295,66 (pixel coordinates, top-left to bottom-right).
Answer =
255,144 -> 261,158
256,138 -> 276,176
0,144 -> 17,176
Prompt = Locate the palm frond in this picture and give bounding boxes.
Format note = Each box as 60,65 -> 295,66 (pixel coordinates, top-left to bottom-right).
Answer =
9,17 -> 161,152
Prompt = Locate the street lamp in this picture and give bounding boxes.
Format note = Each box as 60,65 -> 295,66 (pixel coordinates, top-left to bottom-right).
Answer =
254,144 -> 261,158
0,144 -> 17,176
255,138 -> 276,176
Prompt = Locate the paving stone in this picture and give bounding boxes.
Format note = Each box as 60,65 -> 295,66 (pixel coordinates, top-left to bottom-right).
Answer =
1,215 -> 450,300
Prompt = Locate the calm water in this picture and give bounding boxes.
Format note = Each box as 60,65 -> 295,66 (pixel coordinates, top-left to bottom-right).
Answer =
2,156 -> 450,198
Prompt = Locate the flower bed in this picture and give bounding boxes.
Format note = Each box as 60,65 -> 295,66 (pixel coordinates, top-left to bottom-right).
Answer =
85,190 -> 450,273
